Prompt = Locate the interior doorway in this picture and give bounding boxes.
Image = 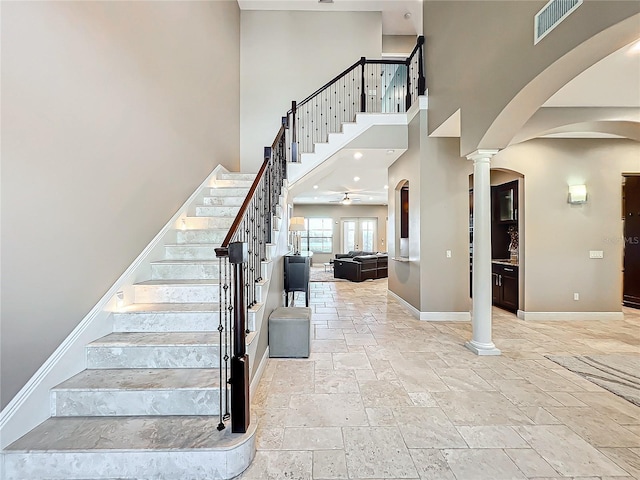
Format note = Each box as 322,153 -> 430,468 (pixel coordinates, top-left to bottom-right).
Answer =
341,218 -> 377,252
623,175 -> 640,309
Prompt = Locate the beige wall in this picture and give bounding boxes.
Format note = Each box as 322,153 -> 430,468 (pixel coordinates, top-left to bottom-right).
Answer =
292,204 -> 388,265
1,1 -> 240,408
382,35 -> 417,55
423,1 -> 640,155
492,138 -> 640,312
388,114 -> 422,310
419,131 -> 470,314
240,10 -> 382,172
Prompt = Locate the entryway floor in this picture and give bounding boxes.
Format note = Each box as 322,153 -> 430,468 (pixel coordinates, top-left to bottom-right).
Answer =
238,279 -> 640,479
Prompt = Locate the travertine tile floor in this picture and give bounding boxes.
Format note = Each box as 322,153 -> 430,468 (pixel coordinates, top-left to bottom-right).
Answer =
238,279 -> 640,480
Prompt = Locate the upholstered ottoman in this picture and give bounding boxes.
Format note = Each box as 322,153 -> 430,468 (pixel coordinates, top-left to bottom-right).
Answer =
268,307 -> 311,358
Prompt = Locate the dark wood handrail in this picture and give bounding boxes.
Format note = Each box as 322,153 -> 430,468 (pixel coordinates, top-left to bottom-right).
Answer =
289,58 -> 362,113
217,123 -> 287,253
287,35 -> 425,114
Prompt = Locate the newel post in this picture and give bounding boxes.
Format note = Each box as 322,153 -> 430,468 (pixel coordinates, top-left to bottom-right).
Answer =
229,241 -> 250,433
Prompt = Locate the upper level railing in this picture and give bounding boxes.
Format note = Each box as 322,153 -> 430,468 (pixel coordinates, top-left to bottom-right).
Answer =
213,36 -> 425,434
290,36 -> 425,160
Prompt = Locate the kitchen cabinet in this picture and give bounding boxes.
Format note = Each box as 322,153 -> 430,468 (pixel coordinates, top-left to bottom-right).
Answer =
493,180 -> 518,224
492,262 -> 518,312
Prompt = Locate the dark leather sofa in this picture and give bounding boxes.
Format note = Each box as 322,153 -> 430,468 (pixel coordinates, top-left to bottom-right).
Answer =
333,251 -> 388,282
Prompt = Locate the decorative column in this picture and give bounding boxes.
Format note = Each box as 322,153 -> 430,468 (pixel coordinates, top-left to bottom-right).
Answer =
467,149 -> 501,356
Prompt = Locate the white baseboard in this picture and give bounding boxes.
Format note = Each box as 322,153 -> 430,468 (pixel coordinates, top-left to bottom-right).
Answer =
517,310 -> 624,321
387,290 -> 470,322
0,165 -> 226,450
250,347 -> 270,400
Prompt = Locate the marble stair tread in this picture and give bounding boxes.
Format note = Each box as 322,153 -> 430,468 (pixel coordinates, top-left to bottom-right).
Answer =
116,302 -> 219,313
89,332 -> 221,347
5,416 -> 252,452
135,279 -> 218,286
53,368 -> 219,391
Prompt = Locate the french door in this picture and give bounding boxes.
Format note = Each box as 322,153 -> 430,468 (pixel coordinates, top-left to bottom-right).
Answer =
341,218 -> 377,252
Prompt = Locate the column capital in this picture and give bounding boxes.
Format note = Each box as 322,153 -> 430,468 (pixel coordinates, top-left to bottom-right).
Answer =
466,149 -> 500,162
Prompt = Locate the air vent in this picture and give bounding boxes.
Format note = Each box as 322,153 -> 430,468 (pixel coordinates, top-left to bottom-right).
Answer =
534,0 -> 582,44
318,0 -> 334,3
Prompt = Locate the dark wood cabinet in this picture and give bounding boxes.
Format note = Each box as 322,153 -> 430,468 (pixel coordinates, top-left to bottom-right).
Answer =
492,263 -> 519,313
493,180 -> 518,224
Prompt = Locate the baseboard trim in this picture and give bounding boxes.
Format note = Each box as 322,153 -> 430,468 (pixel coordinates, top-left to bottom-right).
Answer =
250,347 -> 270,400
387,290 -> 469,322
517,310 -> 624,321
0,165 -> 226,450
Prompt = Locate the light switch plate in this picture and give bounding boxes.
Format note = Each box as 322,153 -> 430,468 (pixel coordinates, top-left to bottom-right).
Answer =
589,250 -> 604,259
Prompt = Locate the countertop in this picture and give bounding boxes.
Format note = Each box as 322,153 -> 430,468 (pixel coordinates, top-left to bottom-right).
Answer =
492,259 -> 519,267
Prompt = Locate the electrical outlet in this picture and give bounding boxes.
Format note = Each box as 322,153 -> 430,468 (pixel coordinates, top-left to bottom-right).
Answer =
574,293 -> 580,301
446,250 -> 452,258
589,250 -> 604,259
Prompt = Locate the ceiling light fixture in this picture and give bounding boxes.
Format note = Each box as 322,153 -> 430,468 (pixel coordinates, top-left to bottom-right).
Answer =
404,12 -> 412,20
353,152 -> 363,160
341,193 -> 352,205
384,185 -> 389,190
354,176 -> 360,182
313,185 -> 318,189
386,150 -> 395,154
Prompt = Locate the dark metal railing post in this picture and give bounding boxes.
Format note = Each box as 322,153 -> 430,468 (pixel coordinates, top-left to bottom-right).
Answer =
229,241 -> 250,434
405,57 -> 412,112
359,57 -> 366,113
291,101 -> 298,163
417,36 -> 426,96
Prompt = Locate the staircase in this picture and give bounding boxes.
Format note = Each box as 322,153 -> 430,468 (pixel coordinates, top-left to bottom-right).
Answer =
2,172 -> 273,480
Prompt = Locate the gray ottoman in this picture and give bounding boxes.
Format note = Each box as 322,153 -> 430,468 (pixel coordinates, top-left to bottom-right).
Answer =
269,307 -> 311,358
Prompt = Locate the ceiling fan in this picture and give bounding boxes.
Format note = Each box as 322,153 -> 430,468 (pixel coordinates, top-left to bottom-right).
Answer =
330,193 -> 361,205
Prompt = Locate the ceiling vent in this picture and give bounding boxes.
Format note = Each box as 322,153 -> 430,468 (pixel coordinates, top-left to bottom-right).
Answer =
534,0 -> 582,44
318,0 -> 334,3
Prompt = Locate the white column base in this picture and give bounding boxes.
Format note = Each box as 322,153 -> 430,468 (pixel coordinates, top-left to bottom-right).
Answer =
465,340 -> 501,356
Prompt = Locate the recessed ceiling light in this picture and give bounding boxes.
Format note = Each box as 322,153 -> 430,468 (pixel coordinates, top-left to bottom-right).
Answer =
353,152 -> 363,160
384,185 -> 389,190
313,185 -> 318,189
369,196 -> 373,200
314,196 -> 318,200
386,150 -> 395,154
354,176 -> 360,182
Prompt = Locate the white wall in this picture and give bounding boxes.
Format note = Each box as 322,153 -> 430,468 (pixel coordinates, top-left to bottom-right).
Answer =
240,10 -> 382,172
492,138 -> 640,313
0,1 -> 240,408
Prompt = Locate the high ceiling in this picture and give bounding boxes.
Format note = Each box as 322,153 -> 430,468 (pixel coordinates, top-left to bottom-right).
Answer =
238,1 -> 640,205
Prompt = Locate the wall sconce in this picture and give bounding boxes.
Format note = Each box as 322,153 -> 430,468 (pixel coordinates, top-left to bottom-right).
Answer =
568,184 -> 587,204
289,216 -> 306,255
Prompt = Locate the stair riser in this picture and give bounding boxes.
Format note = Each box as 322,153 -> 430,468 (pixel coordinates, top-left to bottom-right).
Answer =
203,196 -> 245,206
51,389 -> 222,416
218,173 -> 256,181
213,179 -> 253,188
112,311 -> 255,333
3,445 -> 254,480
113,312 -> 220,332
177,229 -> 227,244
151,263 -> 220,280
165,245 -> 218,260
207,187 -> 249,197
195,206 -> 240,217
183,217 -> 234,229
86,345 -> 221,369
134,284 -> 219,303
